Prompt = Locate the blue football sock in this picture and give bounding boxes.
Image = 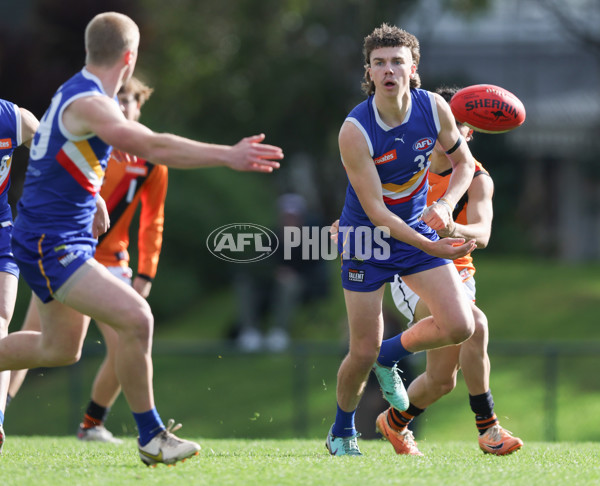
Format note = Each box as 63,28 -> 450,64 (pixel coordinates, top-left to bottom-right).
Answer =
332,404 -> 356,437
0,409 -> 4,426
378,332 -> 412,367
133,408 -> 165,446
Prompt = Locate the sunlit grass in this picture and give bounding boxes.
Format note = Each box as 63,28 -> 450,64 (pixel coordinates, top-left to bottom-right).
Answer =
2,438 -> 599,486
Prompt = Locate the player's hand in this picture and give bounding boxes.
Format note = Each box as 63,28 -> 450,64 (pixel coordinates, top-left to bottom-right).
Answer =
329,219 -> 340,244
133,276 -> 152,298
227,134 -> 283,173
92,195 -> 110,238
421,200 -> 452,231
425,237 -> 476,260
436,219 -> 456,238
112,149 -> 137,164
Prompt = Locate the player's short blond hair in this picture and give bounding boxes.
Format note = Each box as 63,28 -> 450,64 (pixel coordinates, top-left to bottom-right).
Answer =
85,12 -> 140,67
119,76 -> 154,107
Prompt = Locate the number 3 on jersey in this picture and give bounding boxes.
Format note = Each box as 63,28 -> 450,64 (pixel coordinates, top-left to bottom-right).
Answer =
414,149 -> 433,173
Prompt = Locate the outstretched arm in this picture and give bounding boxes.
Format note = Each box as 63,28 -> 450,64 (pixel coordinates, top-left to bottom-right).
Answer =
63,95 -> 283,172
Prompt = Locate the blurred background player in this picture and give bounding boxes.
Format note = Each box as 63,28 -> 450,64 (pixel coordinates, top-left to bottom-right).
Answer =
7,76 -> 168,445
232,192 -> 329,352
0,99 -> 38,452
374,87 -> 523,456
0,12 -> 283,466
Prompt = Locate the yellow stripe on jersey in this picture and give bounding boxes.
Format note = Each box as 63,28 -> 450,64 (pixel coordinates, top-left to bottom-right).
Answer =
382,169 -> 425,193
73,140 -> 105,179
382,169 -> 426,196
61,140 -> 105,192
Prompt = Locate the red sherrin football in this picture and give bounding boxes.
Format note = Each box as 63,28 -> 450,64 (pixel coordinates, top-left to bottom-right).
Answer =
449,84 -> 526,134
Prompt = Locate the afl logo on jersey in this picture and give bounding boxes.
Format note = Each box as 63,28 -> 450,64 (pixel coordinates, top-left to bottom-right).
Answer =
413,137 -> 434,151
0,139 -> 12,149
206,223 -> 279,263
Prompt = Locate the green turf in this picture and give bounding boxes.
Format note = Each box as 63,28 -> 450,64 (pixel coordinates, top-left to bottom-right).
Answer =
1,438 -> 599,486
8,346 -> 600,443
6,255 -> 600,443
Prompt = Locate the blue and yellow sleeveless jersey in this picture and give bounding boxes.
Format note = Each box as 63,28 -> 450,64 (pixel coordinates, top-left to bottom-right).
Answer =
340,88 -> 441,229
0,99 -> 22,222
15,68 -> 113,236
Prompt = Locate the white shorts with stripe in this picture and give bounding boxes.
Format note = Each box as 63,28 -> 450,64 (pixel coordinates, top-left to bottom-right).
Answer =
105,265 -> 133,286
391,267 -> 476,325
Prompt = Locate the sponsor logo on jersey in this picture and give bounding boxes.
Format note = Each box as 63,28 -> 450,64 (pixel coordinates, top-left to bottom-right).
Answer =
206,223 -> 278,263
374,150 -> 397,165
58,252 -> 78,268
0,139 -> 12,149
348,269 -> 365,283
413,137 -> 434,151
125,165 -> 148,176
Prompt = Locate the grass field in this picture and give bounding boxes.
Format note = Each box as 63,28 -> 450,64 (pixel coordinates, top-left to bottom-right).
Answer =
2,437 -> 599,486
4,255 -> 600,451
7,343 -> 600,443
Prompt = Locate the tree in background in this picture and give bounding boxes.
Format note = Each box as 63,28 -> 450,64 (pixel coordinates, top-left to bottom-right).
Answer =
0,0 -> 492,321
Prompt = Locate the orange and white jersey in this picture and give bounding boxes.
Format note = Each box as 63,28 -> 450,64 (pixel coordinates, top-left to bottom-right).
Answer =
427,159 -> 488,276
95,153 -> 168,280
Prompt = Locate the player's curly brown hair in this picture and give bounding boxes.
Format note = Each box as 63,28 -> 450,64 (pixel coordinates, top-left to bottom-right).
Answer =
119,76 -> 154,107
435,86 -> 459,103
361,23 -> 421,95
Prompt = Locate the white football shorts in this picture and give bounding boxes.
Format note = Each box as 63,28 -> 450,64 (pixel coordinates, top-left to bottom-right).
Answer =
105,265 -> 133,286
391,268 -> 476,325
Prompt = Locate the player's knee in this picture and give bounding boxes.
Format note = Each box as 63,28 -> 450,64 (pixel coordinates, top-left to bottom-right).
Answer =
122,303 -> 154,342
0,314 -> 12,337
60,350 -> 82,366
472,309 -> 489,341
432,375 -> 457,397
447,316 -> 475,344
349,341 -> 380,370
42,344 -> 82,366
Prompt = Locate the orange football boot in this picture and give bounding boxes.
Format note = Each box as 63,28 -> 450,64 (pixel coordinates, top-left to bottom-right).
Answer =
375,410 -> 423,456
478,424 -> 523,455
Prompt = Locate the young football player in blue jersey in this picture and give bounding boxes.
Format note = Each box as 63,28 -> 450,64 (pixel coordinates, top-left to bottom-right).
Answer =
0,12 -> 282,466
0,100 -> 38,453
7,76 -> 167,446
326,23 -> 477,456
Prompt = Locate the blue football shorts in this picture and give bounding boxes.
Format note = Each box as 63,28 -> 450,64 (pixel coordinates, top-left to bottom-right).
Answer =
12,228 -> 97,303
0,222 -> 19,278
339,220 -> 452,292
